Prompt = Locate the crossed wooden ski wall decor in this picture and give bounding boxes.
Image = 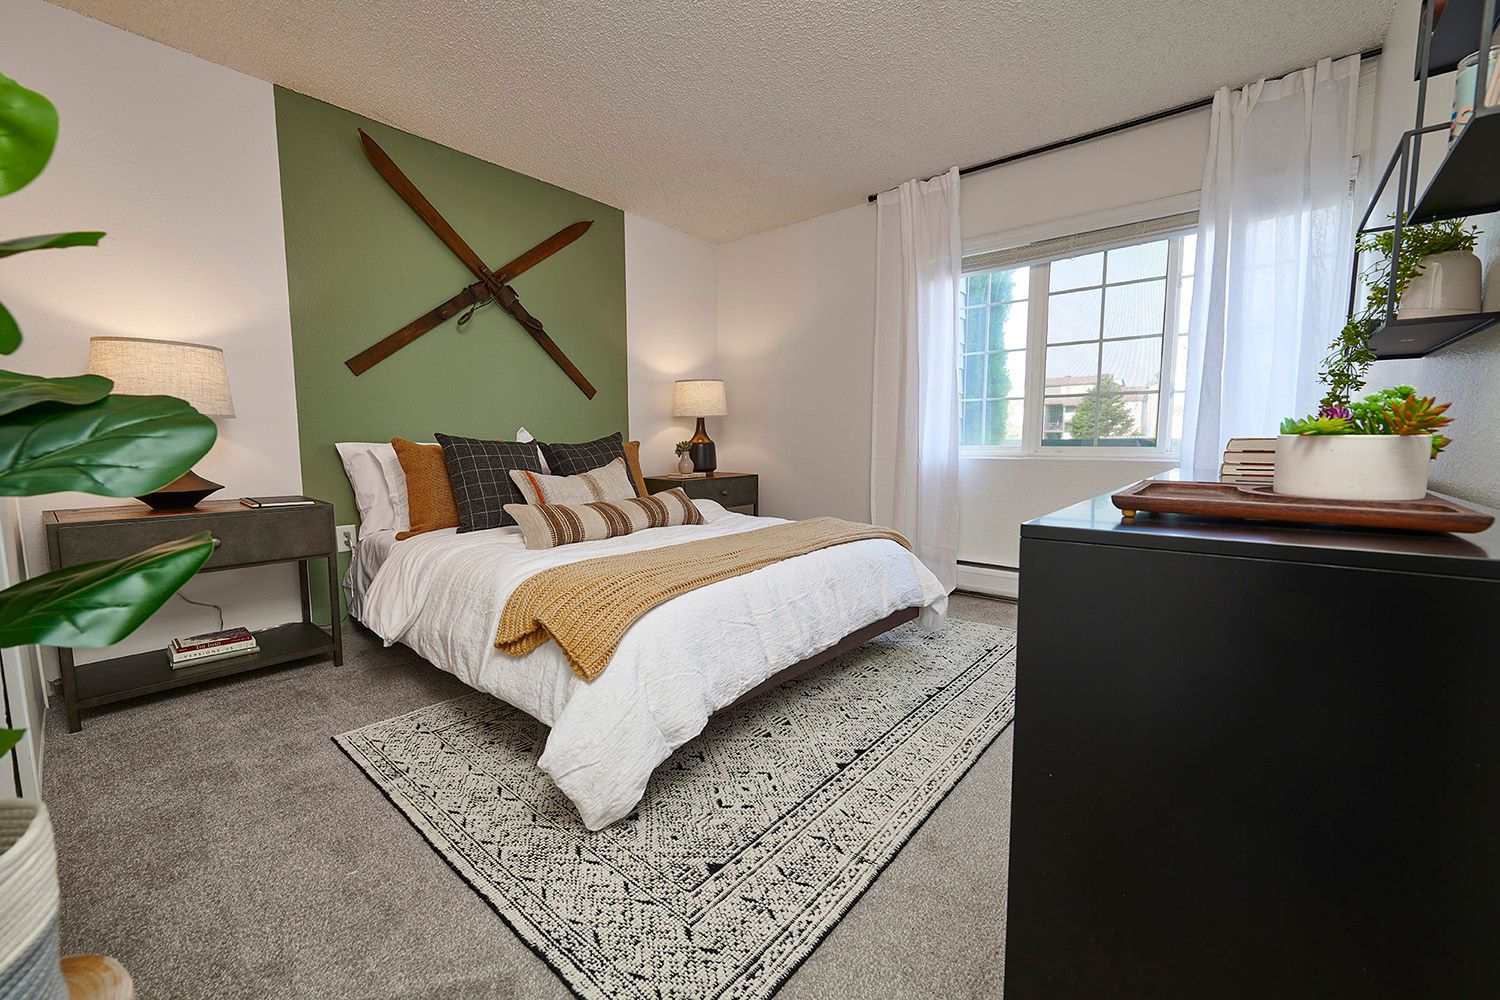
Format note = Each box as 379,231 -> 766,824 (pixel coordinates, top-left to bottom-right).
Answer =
344,128 -> 597,398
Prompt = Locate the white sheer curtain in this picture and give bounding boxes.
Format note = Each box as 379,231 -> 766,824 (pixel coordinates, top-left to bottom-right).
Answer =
871,167 -> 961,592
1181,55 -> 1360,471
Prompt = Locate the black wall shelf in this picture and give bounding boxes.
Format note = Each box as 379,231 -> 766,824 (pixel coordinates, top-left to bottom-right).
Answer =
1408,109 -> 1500,223
1419,0 -> 1500,77
1368,312 -> 1500,358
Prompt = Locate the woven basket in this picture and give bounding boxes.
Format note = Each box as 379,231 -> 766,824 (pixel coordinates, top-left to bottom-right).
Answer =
0,801 -> 67,1000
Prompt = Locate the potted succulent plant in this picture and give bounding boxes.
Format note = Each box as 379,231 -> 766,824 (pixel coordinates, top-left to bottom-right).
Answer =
1277,387 -> 1453,501
0,71 -> 215,997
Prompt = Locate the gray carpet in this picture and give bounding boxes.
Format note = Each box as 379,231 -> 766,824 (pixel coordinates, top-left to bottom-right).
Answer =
43,593 -> 1016,1000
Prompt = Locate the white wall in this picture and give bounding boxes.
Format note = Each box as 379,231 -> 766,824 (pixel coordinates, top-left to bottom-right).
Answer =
624,214 -> 722,476
1365,0 -> 1500,507
0,0 -> 302,674
716,203 -> 878,521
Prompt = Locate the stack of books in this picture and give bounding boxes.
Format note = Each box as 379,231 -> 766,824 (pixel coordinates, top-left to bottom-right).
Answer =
1220,437 -> 1276,486
169,626 -> 259,669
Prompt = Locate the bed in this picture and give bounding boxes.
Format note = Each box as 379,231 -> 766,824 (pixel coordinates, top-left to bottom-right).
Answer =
349,499 -> 947,830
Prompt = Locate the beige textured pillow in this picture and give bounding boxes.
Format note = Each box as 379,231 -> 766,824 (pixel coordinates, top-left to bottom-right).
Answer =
504,488 -> 704,549
509,457 -> 637,506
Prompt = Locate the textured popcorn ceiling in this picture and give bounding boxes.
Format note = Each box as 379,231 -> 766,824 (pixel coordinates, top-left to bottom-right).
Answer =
50,0 -> 1392,242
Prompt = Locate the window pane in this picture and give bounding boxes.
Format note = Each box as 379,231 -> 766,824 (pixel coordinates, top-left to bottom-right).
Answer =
1176,274 -> 1193,335
1172,334 -> 1188,392
1049,252 -> 1103,292
961,400 -> 982,445
1169,391 -> 1186,446
1077,381 -> 1154,444
988,349 -> 1023,397
1047,288 -> 1101,344
965,272 -> 989,306
1106,240 -> 1168,282
1180,233 -> 1197,278
962,353 -> 984,399
1100,337 -> 1162,393
989,266 -> 1027,303
1103,279 -> 1165,339
1045,342 -> 1098,396
989,299 -> 1028,350
986,398 -> 1025,446
963,306 -> 986,353
1042,394 -> 1090,442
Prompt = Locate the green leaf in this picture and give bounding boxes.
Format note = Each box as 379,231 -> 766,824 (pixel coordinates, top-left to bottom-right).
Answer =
0,728 -> 22,757
0,394 -> 216,497
0,73 -> 58,197
0,532 -> 213,648
0,301 -> 17,356
0,232 -> 105,258
0,370 -> 112,417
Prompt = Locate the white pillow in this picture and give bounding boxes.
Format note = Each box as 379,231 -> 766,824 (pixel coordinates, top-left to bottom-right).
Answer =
335,442 -> 398,533
516,426 -> 550,473
375,448 -> 411,534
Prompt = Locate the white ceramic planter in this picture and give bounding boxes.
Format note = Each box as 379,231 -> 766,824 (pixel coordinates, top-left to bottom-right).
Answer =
1398,250 -> 1483,318
0,801 -> 67,1000
1274,434 -> 1431,501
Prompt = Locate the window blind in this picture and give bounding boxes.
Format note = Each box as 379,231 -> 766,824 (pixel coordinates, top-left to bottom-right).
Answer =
962,211 -> 1199,274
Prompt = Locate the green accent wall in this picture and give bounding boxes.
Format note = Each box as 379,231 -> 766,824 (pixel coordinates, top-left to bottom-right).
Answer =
274,87 -> 628,552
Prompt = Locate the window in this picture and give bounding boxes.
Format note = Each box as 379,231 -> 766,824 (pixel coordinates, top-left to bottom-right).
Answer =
959,226 -> 1196,455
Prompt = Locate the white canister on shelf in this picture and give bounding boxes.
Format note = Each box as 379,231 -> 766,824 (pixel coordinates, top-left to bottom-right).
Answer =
1398,249 -> 1483,318
1452,45 -> 1500,140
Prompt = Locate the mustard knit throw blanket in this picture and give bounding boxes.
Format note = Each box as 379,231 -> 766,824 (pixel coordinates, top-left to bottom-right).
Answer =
494,517 -> 912,680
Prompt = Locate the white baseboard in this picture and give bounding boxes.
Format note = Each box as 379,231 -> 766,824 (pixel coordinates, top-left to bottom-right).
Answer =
955,563 -> 1019,600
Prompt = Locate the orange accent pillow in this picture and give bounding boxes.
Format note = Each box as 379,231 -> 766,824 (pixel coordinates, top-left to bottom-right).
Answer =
393,437 -> 458,539
623,440 -> 648,497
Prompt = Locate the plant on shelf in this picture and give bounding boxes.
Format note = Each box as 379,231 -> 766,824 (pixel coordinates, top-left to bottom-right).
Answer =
1319,215 -> 1480,409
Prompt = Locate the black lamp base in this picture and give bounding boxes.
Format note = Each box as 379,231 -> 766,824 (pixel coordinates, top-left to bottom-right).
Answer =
689,417 -> 717,472
137,469 -> 223,511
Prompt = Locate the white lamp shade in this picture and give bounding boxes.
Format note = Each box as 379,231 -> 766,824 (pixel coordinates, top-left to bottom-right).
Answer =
87,337 -> 235,417
673,379 -> 727,418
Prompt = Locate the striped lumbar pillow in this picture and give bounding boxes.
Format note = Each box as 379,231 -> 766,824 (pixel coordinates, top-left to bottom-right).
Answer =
508,457 -> 637,507
504,488 -> 704,549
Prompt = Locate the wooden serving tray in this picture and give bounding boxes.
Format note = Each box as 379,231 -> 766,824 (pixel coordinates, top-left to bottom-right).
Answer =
1110,480 -> 1496,533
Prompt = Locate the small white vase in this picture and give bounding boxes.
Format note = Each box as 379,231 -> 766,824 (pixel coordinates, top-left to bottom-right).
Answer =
1274,434 -> 1431,502
677,453 -> 694,474
0,801 -> 68,1000
1398,250 -> 1482,319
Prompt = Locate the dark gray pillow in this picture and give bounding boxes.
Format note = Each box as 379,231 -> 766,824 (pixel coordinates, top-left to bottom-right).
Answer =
538,431 -> 627,478
435,433 -> 545,532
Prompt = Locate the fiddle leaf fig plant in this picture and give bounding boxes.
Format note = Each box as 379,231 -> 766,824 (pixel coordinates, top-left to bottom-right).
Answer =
0,71 -> 106,354
0,72 -> 220,761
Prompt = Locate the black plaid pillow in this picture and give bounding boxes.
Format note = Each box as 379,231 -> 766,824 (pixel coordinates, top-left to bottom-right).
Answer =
435,433 -> 545,532
538,431 -> 627,478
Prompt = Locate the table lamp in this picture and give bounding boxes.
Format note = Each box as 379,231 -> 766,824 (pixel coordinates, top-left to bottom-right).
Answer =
673,378 -> 727,472
87,336 -> 235,510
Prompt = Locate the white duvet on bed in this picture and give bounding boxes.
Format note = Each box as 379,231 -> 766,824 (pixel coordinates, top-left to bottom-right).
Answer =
359,501 -> 947,830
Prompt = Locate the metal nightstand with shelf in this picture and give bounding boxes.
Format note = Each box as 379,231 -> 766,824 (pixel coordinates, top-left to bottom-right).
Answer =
44,499 -> 343,732
643,472 -> 759,515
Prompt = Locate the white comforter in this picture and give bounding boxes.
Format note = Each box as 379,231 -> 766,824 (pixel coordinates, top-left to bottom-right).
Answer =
360,501 -> 947,830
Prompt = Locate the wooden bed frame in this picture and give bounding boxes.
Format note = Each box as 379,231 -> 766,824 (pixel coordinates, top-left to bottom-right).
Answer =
728,606 -> 919,708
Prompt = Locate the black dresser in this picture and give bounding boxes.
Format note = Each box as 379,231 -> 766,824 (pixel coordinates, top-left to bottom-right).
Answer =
1007,484 -> 1500,998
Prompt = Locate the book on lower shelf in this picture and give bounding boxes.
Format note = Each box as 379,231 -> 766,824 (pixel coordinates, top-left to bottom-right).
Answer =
169,626 -> 258,668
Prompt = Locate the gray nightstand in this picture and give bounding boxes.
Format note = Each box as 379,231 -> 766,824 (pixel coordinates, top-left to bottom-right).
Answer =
44,499 -> 342,732
643,472 -> 758,515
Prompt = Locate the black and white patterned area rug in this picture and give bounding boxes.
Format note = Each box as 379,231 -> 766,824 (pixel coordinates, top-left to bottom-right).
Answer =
336,618 -> 1016,1000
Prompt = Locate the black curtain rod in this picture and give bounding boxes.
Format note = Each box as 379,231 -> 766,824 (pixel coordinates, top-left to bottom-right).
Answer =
866,44 -> 1383,203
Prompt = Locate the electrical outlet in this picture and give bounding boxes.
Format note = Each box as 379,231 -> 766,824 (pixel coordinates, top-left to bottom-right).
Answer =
336,524 -> 357,553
